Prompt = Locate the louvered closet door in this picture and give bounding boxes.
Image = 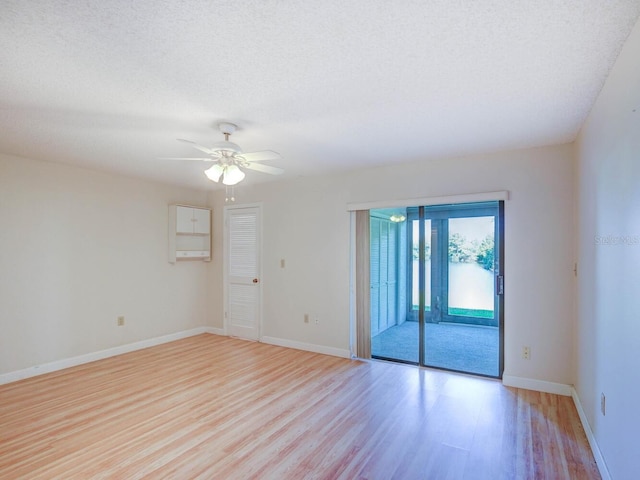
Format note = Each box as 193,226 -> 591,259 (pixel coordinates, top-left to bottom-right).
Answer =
225,205 -> 261,340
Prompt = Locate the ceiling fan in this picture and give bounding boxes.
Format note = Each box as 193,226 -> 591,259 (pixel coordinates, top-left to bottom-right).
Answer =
163,123 -> 284,185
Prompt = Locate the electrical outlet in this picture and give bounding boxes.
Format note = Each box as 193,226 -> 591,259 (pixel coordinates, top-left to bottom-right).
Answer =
117,316 -> 125,326
601,393 -> 606,416
522,346 -> 530,360
304,314 -> 309,324
315,318 -> 319,325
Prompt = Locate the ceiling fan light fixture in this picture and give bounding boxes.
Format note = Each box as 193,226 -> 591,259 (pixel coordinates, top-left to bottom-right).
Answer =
167,121 -> 283,187
222,164 -> 245,185
204,164 -> 224,182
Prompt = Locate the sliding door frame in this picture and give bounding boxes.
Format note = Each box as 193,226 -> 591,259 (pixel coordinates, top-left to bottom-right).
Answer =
414,201 -> 505,378
349,191 -> 508,369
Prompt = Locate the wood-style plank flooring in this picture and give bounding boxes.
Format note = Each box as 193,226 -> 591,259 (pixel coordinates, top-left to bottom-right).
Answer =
0,334 -> 600,479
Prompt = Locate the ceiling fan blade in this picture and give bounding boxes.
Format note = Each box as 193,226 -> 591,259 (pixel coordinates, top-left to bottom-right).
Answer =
243,162 -> 284,175
238,150 -> 282,163
177,139 -> 216,155
157,157 -> 213,161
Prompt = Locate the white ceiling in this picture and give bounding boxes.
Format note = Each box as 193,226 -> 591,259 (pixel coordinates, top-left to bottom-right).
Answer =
1,1 -> 639,190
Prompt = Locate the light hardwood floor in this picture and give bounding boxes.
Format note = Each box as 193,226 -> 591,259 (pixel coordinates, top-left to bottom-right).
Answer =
0,334 -> 600,479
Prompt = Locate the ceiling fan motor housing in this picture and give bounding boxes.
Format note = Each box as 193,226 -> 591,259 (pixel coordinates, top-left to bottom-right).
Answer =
211,140 -> 242,155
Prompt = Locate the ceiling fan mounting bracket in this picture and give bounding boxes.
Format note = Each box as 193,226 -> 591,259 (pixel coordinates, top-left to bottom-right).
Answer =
219,122 -> 237,140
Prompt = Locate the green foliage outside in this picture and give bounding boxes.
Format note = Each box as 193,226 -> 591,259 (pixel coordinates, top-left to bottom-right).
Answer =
448,232 -> 474,263
449,233 -> 494,271
412,242 -> 430,261
413,233 -> 495,271
474,235 -> 495,271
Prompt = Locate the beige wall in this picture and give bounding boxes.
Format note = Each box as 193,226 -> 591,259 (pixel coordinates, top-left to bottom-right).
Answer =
575,16 -> 640,479
208,142 -> 576,385
2,138 -> 577,393
0,154 -> 211,375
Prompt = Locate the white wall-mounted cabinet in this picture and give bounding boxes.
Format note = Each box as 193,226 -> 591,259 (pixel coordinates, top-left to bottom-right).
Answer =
176,205 -> 210,234
168,205 -> 211,263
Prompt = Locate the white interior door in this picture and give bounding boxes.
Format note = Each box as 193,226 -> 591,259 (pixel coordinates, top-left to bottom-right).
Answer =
225,205 -> 261,340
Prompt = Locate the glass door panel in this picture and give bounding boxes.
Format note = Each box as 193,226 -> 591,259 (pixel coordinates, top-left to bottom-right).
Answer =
411,219 -> 431,315
370,210 -> 415,363
423,208 -> 500,377
447,216 -> 495,321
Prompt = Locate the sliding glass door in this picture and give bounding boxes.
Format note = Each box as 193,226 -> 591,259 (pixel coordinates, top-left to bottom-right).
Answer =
370,201 -> 504,377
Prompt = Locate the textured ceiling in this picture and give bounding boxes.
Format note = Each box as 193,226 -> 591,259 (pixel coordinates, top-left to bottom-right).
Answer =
1,1 -> 639,189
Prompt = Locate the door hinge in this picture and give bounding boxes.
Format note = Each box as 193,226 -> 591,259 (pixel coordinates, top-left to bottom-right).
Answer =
496,275 -> 504,295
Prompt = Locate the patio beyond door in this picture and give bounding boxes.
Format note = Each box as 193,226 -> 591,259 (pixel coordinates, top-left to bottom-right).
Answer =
370,201 -> 503,377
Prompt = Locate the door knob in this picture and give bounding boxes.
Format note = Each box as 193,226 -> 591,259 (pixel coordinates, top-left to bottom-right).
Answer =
253,278 -> 259,283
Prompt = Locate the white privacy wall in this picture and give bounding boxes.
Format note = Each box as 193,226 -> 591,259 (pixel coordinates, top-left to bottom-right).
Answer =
208,143 -> 576,386
575,16 -> 640,480
0,154 -> 211,375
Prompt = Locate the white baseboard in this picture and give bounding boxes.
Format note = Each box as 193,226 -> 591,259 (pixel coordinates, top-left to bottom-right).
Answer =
206,326 -> 226,336
0,327 -> 213,385
260,336 -> 351,359
571,388 -> 611,480
502,374 -> 573,396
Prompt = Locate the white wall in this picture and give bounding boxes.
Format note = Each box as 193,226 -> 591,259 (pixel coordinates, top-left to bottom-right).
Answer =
209,142 -> 576,385
0,154 -> 211,375
576,16 -> 640,480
